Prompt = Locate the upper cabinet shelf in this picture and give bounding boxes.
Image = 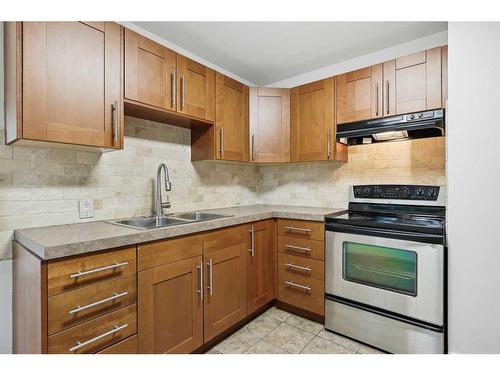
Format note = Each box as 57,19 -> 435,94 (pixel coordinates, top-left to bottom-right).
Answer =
336,47 -> 447,125
124,29 -> 215,128
4,22 -> 124,150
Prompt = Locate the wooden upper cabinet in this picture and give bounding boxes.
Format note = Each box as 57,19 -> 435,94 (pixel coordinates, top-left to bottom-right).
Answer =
247,220 -> 275,314
138,256 -> 203,354
336,65 -> 383,124
5,22 -> 123,149
291,78 -> 347,162
215,73 -> 249,162
124,29 -> 176,111
385,47 -> 443,115
177,55 -> 215,121
249,88 -> 290,163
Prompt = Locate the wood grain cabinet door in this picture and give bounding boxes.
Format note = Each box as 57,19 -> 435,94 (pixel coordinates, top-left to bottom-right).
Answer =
291,77 -> 338,162
22,22 -> 123,149
203,242 -> 247,341
388,48 -> 442,115
249,88 -> 290,163
336,65 -> 383,124
215,73 -> 249,162
247,220 -> 276,314
138,256 -> 203,354
177,55 -> 215,121
124,29 -> 176,111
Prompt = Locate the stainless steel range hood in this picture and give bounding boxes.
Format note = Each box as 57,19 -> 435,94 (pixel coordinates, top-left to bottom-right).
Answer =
336,109 -> 445,145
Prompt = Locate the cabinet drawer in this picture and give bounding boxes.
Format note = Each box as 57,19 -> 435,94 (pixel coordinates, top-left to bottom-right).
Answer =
48,304 -> 137,354
277,253 -> 324,280
98,334 -> 138,354
277,219 -> 324,241
47,246 -> 136,297
277,235 -> 325,261
48,274 -> 137,335
138,234 -> 203,271
203,225 -> 246,253
277,270 -> 324,316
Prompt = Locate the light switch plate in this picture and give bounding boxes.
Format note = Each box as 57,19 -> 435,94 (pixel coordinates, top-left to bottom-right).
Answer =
79,199 -> 93,219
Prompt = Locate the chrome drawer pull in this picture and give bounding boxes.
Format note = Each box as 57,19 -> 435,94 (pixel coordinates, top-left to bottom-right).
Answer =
284,244 -> 312,254
285,280 -> 311,292
69,323 -> 128,353
207,258 -> 214,296
69,291 -> 128,315
197,260 -> 204,301
69,261 -> 128,279
285,263 -> 312,273
284,226 -> 311,233
248,225 -> 255,257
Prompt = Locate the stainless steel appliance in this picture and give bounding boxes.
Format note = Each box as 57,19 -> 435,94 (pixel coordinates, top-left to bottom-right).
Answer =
324,185 -> 446,354
336,109 -> 444,145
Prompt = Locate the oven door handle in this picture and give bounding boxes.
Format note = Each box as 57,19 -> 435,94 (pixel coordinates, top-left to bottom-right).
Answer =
325,222 -> 444,245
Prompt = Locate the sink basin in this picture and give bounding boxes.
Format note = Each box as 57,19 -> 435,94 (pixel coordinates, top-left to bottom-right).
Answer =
111,216 -> 187,230
171,212 -> 232,221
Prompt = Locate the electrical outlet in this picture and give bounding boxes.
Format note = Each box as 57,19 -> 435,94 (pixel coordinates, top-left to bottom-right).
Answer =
79,199 -> 93,219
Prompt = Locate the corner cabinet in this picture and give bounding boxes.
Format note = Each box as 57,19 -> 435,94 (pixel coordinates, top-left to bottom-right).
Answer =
290,78 -> 347,162
4,22 -> 124,149
249,88 -> 290,163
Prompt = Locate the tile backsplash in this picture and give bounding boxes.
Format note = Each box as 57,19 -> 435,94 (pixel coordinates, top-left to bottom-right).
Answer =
0,115 -> 445,260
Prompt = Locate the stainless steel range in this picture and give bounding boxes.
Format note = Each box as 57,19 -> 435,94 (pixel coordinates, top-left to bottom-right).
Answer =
324,185 -> 446,354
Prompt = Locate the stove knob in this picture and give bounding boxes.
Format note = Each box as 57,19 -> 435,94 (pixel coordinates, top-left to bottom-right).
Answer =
416,188 -> 425,196
428,188 -> 438,197
363,187 -> 371,197
354,187 -> 362,196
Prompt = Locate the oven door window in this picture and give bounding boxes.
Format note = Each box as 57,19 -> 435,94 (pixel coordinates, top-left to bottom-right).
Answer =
342,242 -> 417,296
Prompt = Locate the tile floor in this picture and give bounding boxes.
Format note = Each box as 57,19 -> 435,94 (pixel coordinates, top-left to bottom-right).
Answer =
207,307 -> 385,354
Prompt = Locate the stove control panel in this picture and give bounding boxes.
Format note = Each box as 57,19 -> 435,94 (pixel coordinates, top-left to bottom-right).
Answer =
353,185 -> 441,201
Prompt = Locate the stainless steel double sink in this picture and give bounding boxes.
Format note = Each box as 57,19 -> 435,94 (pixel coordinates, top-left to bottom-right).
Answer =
108,211 -> 232,230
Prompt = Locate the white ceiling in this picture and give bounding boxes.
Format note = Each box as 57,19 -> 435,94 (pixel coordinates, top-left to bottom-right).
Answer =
133,22 -> 448,86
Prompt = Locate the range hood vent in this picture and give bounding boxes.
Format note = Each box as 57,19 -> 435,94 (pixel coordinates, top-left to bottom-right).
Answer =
336,109 -> 445,145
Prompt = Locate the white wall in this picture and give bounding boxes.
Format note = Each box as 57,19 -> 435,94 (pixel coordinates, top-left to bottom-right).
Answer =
447,22 -> 500,353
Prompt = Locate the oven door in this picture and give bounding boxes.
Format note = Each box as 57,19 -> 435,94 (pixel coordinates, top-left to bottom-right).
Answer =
325,230 -> 444,326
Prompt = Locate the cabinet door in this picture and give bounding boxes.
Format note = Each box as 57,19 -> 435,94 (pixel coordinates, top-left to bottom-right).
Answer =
204,242 -> 247,341
124,29 -> 176,111
336,65 -> 383,124
177,55 -> 215,121
138,256 -> 203,354
249,88 -> 290,163
290,78 -> 334,162
390,48 -> 442,115
247,220 -> 276,314
22,22 -> 122,148
215,73 -> 249,162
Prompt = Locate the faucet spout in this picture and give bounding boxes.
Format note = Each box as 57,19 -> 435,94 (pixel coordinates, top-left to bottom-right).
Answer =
155,163 -> 172,216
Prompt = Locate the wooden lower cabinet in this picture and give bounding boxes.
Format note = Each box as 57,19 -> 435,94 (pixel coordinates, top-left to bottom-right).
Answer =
138,256 -> 203,353
203,241 -> 247,341
98,334 -> 138,354
247,220 -> 276,314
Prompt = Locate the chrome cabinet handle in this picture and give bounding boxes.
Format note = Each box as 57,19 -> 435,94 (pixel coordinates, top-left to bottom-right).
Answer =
285,280 -> 311,292
207,258 -> 213,296
327,128 -> 331,159
69,291 -> 128,315
284,244 -> 312,254
375,83 -> 379,116
112,101 -> 119,144
180,75 -> 185,110
197,260 -> 203,301
248,225 -> 255,257
219,128 -> 224,158
170,71 -> 176,109
284,226 -> 311,233
386,80 -> 390,114
69,324 -> 128,353
251,134 -> 255,161
285,263 -> 312,273
69,261 -> 128,279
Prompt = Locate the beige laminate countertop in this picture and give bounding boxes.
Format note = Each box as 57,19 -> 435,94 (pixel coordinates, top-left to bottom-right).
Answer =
14,204 -> 345,260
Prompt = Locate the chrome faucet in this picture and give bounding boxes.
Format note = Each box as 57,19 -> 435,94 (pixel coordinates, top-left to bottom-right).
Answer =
154,163 -> 172,216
